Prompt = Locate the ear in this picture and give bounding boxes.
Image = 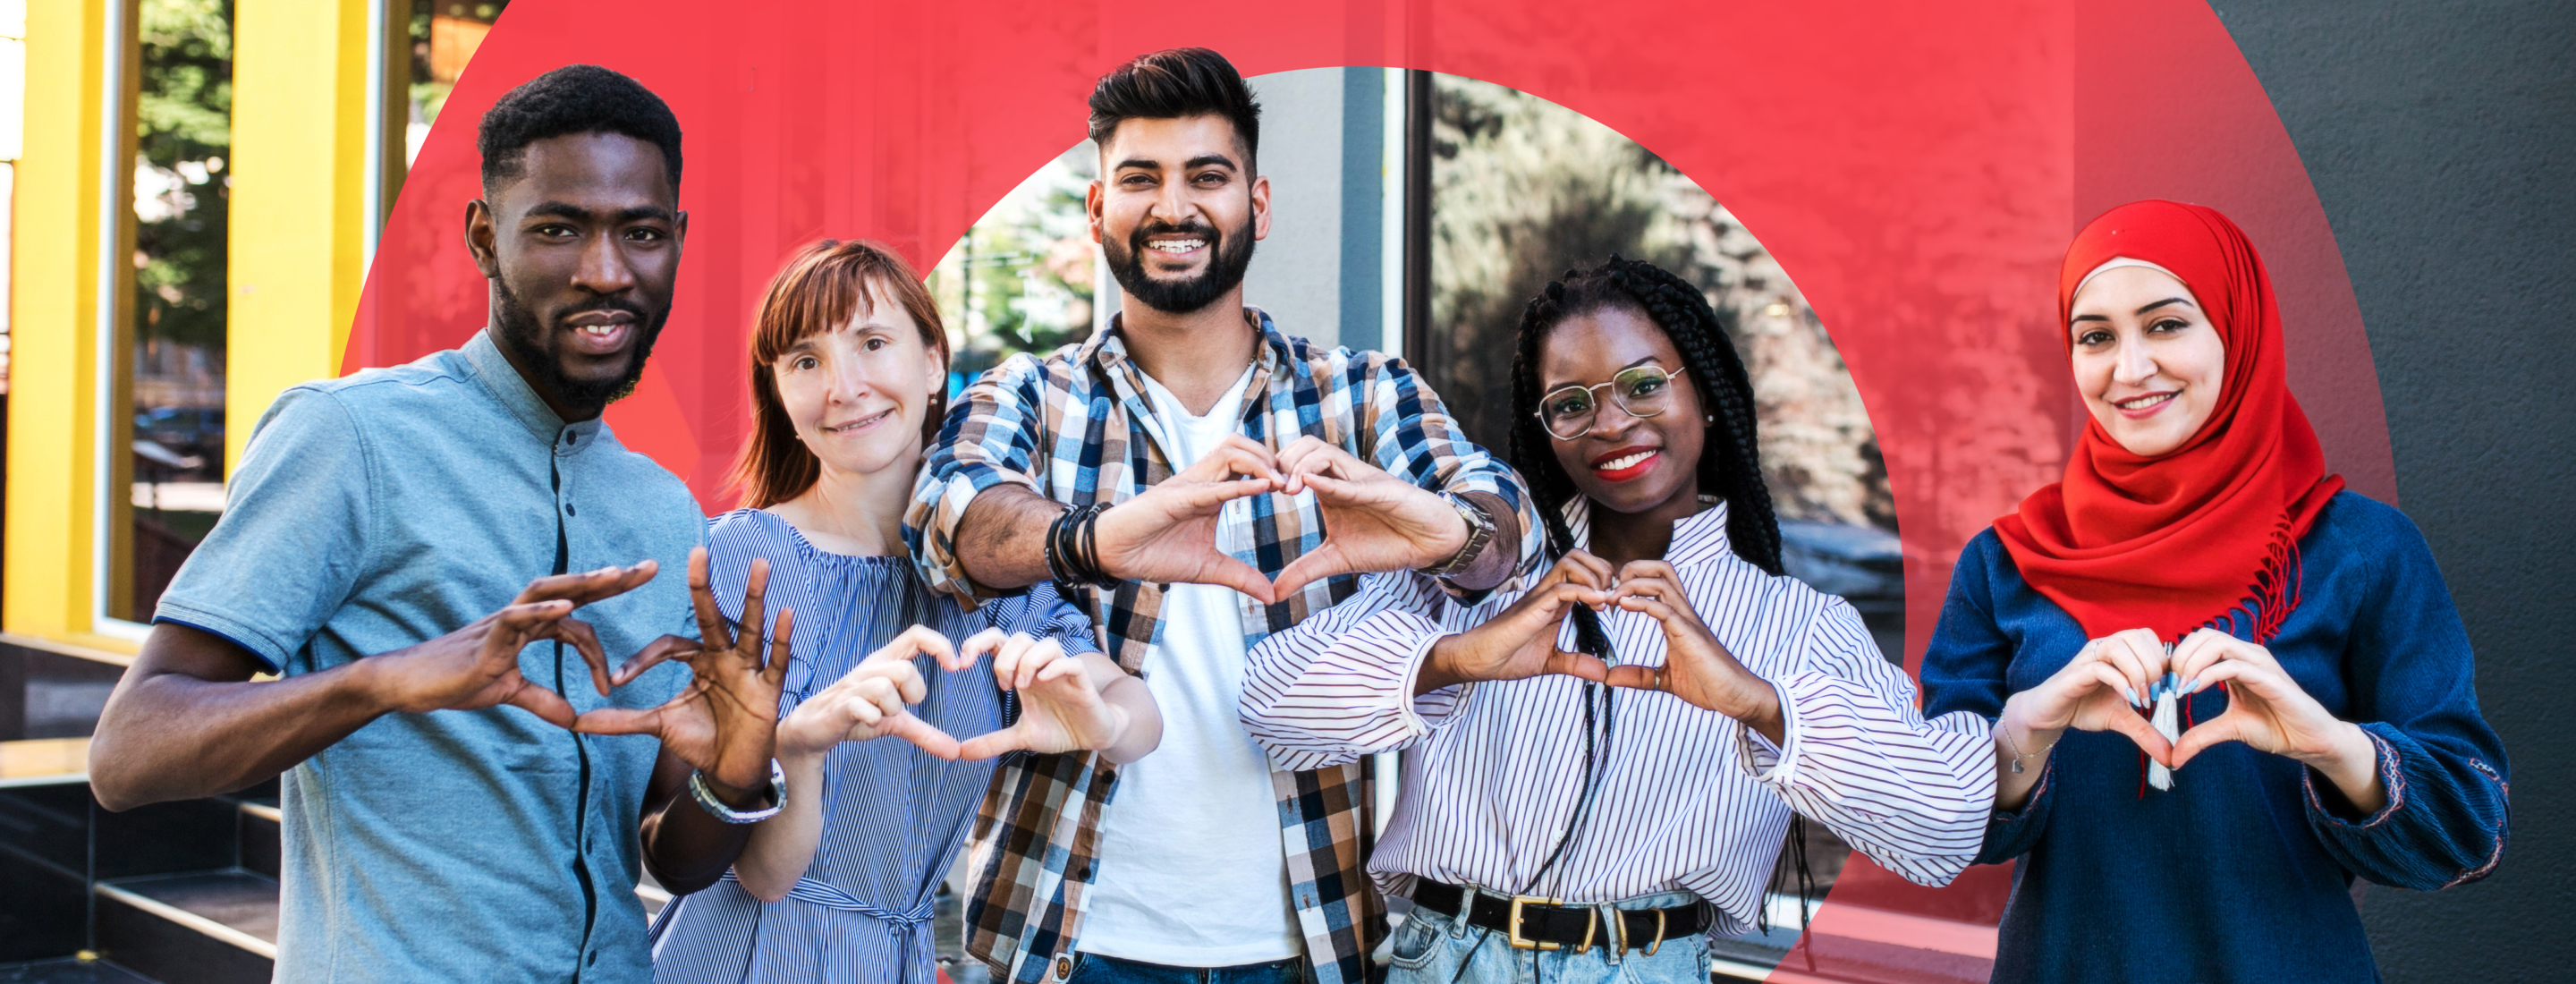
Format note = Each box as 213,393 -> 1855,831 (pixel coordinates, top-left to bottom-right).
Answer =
1086,179 -> 1106,246
465,198 -> 502,278
1249,173 -> 1273,242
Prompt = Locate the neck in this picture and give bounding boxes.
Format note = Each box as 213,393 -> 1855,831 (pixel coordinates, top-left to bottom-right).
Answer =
771,446 -> 919,556
1120,296 -> 1258,416
486,325 -> 602,424
1583,486 -> 1706,569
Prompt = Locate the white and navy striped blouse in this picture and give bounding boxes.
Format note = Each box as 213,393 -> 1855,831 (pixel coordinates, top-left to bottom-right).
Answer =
1238,499 -> 1995,936
649,509 -> 1097,984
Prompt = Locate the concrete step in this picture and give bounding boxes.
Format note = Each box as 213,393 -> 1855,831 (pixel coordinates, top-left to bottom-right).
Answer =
92,871 -> 275,984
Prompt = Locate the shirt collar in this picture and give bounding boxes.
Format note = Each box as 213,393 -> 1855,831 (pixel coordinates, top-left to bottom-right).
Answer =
1085,307 -> 1290,421
460,329 -> 606,447
1562,494 -> 1735,567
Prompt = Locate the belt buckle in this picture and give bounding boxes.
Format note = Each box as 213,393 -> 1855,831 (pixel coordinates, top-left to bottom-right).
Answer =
1505,895 -> 1589,952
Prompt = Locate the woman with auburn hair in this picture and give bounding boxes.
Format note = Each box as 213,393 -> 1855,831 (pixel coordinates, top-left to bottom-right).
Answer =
649,240 -> 1161,984
1242,257 -> 1993,984
1919,200 -> 2510,983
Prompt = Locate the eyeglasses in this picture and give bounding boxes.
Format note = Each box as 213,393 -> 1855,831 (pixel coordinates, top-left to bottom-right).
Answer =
1534,366 -> 1690,440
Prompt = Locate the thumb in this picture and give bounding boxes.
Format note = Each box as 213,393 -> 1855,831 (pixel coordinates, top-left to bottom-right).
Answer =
882,712 -> 963,760
2168,717 -> 2240,769
956,723 -> 1031,761
1541,649 -> 1610,683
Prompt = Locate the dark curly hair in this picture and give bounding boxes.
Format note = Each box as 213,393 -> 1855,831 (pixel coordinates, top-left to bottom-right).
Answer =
479,64 -> 683,195
1087,47 -> 1261,173
1508,256 -> 1784,607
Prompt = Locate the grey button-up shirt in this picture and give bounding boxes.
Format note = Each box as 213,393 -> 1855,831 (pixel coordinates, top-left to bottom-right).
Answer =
157,330 -> 706,983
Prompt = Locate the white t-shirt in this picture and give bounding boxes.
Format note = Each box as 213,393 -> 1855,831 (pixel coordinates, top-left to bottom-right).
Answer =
1074,365 -> 1302,965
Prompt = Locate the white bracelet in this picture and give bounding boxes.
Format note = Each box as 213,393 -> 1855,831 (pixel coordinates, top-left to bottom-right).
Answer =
689,758 -> 787,823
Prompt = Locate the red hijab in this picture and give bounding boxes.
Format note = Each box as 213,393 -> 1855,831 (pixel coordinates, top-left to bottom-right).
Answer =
1996,200 -> 2344,643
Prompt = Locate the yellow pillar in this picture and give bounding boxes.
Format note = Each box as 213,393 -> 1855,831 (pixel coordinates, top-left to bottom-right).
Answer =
6,0 -> 133,649
227,0 -> 377,472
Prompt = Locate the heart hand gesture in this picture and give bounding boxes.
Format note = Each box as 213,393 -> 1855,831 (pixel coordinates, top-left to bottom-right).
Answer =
2001,627 -> 2175,768
953,630 -> 1131,759
366,563 -> 663,727
1602,561 -> 1785,740
1268,437 -> 1472,598
776,625 -> 965,762
1414,551 -> 1615,695
573,547 -> 792,797
1091,434 -> 1284,603
2166,628 -> 2383,810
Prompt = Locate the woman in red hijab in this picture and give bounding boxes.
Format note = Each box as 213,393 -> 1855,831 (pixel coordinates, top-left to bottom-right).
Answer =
1919,200 -> 2509,983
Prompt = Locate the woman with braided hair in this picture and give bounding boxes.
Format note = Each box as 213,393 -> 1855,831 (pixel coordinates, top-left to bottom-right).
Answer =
1241,257 -> 1995,984
1918,201 -> 2508,984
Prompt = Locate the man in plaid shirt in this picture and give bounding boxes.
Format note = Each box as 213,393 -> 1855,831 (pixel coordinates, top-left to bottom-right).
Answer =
905,47 -> 1538,984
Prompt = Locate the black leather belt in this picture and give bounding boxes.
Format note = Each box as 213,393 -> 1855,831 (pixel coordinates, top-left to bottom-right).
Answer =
1410,880 -> 1712,954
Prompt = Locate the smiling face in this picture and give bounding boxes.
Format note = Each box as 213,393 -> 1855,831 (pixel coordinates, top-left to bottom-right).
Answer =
2068,264 -> 2227,457
469,131 -> 685,420
1538,305 -> 1707,517
1089,114 -> 1270,316
769,278 -> 949,478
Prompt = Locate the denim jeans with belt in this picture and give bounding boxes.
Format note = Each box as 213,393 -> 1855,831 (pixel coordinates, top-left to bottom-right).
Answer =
1064,953 -> 1306,984
1384,891 -> 1710,984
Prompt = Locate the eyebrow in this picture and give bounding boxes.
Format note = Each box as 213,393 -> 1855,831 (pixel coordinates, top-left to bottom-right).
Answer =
1543,355 -> 1666,391
523,200 -> 677,224
2135,297 -> 2192,315
1114,154 -> 1241,174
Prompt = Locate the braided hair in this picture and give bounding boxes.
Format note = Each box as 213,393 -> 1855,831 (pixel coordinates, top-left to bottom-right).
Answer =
1507,255 -> 1786,584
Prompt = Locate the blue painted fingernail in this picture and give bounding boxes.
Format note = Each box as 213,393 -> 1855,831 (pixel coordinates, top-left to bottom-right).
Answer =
2123,686 -> 2139,706
2182,677 -> 2199,694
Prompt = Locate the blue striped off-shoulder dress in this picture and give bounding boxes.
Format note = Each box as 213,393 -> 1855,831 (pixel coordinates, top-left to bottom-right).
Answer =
649,508 -> 1098,984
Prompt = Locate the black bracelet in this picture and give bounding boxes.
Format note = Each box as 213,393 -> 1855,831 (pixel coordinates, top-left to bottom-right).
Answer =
1044,506 -> 1080,586
1058,502 -> 1119,590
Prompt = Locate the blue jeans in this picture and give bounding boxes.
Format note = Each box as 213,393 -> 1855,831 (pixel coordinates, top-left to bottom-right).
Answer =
1065,953 -> 1306,984
1385,891 -> 1710,984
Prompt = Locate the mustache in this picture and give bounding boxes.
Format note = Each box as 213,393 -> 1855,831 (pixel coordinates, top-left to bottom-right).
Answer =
1128,219 -> 1222,255
552,297 -> 650,326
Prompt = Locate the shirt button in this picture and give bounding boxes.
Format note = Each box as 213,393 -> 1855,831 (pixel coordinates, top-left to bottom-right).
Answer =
565,503 -> 577,516
585,951 -> 598,966
1055,956 -> 1074,979
1076,865 -> 1092,880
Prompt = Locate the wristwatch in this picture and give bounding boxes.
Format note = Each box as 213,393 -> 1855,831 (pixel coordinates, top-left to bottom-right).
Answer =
689,758 -> 787,823
1416,495 -> 1497,580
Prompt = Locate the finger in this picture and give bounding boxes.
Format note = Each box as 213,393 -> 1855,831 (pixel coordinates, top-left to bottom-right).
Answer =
1615,560 -> 1682,588
1201,555 -> 1279,606
686,547 -> 732,652
1267,549 -> 1342,602
513,560 -> 659,607
851,677 -> 904,721
765,607 -> 796,686
1031,653 -> 1087,685
1018,638 -> 1068,692
2167,715 -> 2244,769
733,556 -> 773,662
1614,593 -> 1686,630
531,616 -> 613,696
1601,663 -> 1660,691
1181,476 -> 1282,511
1198,438 -> 1284,483
956,723 -> 1032,761
881,712 -> 962,760
610,635 -> 701,688
953,627 -> 1008,672
988,632 -> 1034,691
571,701 -> 671,736
1542,649 -> 1612,683
1557,551 -> 1615,590
2094,632 -> 2157,707
869,625 -> 959,675
502,680 -> 580,729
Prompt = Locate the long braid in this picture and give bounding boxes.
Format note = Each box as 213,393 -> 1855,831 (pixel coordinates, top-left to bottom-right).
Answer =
1508,277 -> 1614,659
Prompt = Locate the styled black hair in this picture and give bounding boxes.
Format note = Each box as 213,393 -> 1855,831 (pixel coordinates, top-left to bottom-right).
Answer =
1510,256 -> 1785,580
1087,47 -> 1261,172
479,64 -> 683,195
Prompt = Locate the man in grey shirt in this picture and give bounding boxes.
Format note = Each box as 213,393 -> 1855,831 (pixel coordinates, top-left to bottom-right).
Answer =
88,65 -> 787,983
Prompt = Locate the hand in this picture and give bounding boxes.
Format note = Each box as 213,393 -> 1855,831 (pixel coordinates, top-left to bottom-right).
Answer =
2167,630 -> 2379,807
1091,434 -> 1283,603
365,563 -> 662,727
1268,437 -> 1474,598
1415,551 -> 1616,695
776,625 -> 964,761
1603,562 -> 1781,734
573,548 -> 793,799
954,630 -> 1129,759
2000,627 -> 2174,767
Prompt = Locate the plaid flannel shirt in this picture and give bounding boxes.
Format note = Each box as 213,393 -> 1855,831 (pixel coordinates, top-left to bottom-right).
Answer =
903,310 -> 1540,984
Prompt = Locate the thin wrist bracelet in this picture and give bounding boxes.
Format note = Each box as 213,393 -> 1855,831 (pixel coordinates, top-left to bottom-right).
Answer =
1416,495 -> 1497,579
1998,723 -> 2057,775
690,758 -> 787,823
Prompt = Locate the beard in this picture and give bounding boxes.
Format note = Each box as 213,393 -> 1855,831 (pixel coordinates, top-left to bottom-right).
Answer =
1103,216 -> 1257,316
490,274 -> 667,417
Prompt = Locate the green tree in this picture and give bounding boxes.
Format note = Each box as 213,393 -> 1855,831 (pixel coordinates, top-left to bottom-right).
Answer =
133,0 -> 232,352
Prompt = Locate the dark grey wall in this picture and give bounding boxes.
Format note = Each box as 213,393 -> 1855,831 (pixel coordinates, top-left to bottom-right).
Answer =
2209,2 -> 2575,979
